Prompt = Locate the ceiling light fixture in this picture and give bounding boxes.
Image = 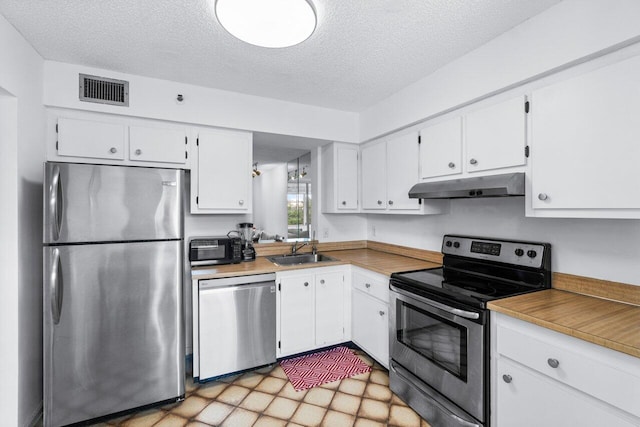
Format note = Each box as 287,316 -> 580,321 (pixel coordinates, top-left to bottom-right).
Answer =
215,0 -> 316,48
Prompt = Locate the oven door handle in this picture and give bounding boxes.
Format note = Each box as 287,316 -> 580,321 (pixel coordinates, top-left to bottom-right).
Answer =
390,284 -> 480,320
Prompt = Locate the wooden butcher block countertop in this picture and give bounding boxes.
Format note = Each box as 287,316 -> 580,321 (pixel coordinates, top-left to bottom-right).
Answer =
488,274 -> 640,359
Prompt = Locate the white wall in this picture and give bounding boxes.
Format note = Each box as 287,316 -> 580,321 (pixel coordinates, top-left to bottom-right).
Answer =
252,165 -> 288,238
0,12 -> 45,427
360,0 -> 640,141
43,61 -> 359,143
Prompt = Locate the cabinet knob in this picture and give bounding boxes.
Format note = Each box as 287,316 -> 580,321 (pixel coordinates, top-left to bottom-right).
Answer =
448,162 -> 455,169
239,200 -> 244,205
547,358 -> 560,368
538,193 -> 548,201
109,147 -> 117,154
379,310 -> 385,316
469,158 -> 478,165
377,200 -> 382,205
304,282 -> 309,287
320,279 -> 325,284
388,200 -> 394,205
365,283 -> 371,288
341,201 -> 346,205
135,149 -> 142,155
502,374 -> 513,383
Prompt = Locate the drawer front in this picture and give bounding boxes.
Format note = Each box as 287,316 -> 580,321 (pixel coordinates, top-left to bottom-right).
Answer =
352,269 -> 389,303
497,322 -> 640,418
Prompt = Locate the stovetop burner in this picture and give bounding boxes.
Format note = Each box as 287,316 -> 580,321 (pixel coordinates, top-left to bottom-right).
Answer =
390,235 -> 552,310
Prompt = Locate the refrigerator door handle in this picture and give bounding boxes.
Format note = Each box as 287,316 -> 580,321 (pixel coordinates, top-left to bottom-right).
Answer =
49,165 -> 63,241
50,248 -> 63,324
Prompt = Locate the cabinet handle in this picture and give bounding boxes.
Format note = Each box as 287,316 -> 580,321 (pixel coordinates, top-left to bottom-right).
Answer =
239,200 -> 244,206
547,358 -> 560,368
469,158 -> 478,165
303,282 -> 309,287
379,310 -> 385,316
448,162 -> 455,169
365,283 -> 371,288
388,200 -> 394,205
109,147 -> 117,154
502,374 -> 513,383
320,279 -> 325,284
134,149 -> 142,155
377,200 -> 382,205
341,201 -> 347,206
538,193 -> 548,201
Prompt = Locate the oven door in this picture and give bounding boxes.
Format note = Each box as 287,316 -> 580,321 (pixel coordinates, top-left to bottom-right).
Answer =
389,284 -> 486,423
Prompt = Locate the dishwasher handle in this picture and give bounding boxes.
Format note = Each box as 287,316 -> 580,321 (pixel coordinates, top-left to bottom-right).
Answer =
199,273 -> 276,290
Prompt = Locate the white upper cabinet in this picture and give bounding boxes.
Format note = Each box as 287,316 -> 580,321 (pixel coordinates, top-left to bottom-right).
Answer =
362,132 -> 447,214
129,125 -> 187,165
387,132 -> 422,210
419,95 -> 527,181
419,117 -> 463,179
528,54 -> 640,218
191,128 -> 252,214
321,142 -> 359,213
57,117 -> 126,161
361,141 -> 387,210
466,96 -> 527,173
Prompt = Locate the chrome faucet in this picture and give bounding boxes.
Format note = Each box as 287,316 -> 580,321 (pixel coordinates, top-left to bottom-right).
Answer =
291,242 -> 308,255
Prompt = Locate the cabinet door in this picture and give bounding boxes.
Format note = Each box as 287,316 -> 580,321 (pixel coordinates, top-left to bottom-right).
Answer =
531,55 -> 640,210
419,117 -> 462,179
129,126 -> 186,164
361,142 -> 387,210
466,96 -> 526,173
336,146 -> 359,210
352,289 -> 389,368
279,275 -> 315,355
387,132 -> 421,210
315,272 -> 344,346
57,117 -> 125,161
196,129 -> 252,211
496,358 -> 636,427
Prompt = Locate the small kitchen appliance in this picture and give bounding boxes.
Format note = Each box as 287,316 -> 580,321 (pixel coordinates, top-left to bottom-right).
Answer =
189,236 -> 242,266
389,235 -> 551,427
237,222 -> 256,261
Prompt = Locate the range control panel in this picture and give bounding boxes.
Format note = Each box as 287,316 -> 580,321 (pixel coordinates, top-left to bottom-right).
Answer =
442,235 -> 547,268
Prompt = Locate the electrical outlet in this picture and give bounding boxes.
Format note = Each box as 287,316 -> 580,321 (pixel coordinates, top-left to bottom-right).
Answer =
322,228 -> 329,238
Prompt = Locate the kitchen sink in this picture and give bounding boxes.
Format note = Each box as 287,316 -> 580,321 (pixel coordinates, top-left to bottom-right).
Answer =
267,253 -> 337,266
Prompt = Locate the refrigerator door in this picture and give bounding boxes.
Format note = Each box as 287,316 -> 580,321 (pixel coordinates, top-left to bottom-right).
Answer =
43,241 -> 184,427
44,162 -> 183,244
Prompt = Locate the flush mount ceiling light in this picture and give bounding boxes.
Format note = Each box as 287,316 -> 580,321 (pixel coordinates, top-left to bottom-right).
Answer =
215,0 -> 316,48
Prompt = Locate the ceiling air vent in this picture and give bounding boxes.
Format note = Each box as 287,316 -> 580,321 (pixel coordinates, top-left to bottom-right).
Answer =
79,74 -> 129,106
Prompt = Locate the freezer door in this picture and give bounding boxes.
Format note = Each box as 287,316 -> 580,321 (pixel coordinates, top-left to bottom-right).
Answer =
44,162 -> 183,244
43,241 -> 184,427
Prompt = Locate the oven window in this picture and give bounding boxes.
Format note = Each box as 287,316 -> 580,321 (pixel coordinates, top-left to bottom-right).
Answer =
397,301 -> 468,380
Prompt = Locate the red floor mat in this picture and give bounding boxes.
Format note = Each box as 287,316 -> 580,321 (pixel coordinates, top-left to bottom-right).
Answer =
280,346 -> 372,391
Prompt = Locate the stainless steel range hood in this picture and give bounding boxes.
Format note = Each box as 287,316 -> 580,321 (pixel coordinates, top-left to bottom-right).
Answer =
408,172 -> 525,199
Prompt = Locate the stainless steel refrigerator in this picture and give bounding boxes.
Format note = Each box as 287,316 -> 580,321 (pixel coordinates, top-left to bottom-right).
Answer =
43,162 -> 185,427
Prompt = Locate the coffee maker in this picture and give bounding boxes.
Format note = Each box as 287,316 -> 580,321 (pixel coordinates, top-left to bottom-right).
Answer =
237,222 -> 256,261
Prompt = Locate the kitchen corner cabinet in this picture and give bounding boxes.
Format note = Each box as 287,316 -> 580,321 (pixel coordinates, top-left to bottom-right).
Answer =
351,267 -> 389,368
528,53 -> 640,218
191,128 -> 252,214
491,313 -> 640,427
321,142 -> 359,213
53,116 -> 189,167
419,95 -> 527,180
361,133 -> 448,215
276,266 -> 350,357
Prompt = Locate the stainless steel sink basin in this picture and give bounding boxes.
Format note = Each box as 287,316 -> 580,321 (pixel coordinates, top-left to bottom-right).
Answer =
267,253 -> 337,266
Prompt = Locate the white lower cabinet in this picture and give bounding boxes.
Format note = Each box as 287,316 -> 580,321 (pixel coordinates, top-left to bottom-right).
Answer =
351,267 -> 389,368
276,266 -> 350,357
492,313 -> 640,427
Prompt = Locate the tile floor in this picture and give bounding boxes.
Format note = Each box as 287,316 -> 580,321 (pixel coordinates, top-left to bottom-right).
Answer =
97,350 -> 431,427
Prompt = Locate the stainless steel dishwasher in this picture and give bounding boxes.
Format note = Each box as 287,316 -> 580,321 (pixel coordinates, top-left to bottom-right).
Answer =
197,273 -> 276,380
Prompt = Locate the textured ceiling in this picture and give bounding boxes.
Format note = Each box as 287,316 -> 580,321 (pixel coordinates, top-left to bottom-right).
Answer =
0,0 -> 561,112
